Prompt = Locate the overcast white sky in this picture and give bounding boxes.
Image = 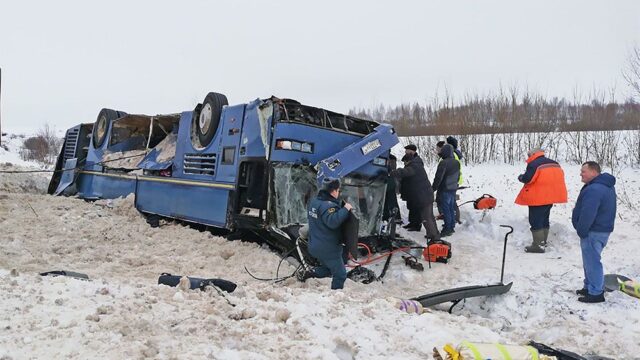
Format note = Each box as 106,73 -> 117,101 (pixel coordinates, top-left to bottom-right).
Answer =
1,0 -> 639,133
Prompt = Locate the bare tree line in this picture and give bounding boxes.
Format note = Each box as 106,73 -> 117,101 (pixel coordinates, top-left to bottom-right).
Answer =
399,129 -> 640,172
348,74 -> 640,171
349,88 -> 640,137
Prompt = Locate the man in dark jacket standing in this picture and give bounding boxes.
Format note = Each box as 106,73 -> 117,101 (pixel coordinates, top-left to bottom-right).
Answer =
432,144 -> 460,237
399,154 -> 422,230
392,145 -> 440,241
399,145 -> 422,231
303,178 -> 353,290
572,161 -> 616,303
436,139 -> 463,223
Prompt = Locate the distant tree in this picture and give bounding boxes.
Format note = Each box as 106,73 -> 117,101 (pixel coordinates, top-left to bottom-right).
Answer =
20,124 -> 62,164
623,46 -> 640,100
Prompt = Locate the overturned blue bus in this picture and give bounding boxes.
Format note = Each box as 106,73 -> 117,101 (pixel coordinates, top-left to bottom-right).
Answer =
49,92 -> 399,253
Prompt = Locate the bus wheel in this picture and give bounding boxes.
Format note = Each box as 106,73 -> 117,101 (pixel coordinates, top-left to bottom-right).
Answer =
92,108 -> 125,149
193,92 -> 228,148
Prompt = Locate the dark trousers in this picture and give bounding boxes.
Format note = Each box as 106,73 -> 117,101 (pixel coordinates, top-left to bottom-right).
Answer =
383,180 -> 400,221
528,205 -> 552,231
311,250 -> 347,290
419,202 -> 440,240
407,202 -> 422,227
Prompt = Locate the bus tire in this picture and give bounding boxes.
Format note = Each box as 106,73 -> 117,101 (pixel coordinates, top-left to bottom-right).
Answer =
194,92 -> 228,148
92,108 -> 123,149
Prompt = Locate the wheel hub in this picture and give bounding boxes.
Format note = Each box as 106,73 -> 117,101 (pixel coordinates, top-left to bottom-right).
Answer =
199,103 -> 213,133
95,116 -> 106,141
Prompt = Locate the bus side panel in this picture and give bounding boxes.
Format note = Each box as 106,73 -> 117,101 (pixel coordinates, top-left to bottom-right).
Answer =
77,173 -> 137,200
135,179 -> 230,228
173,111 -> 222,182
214,105 -> 245,184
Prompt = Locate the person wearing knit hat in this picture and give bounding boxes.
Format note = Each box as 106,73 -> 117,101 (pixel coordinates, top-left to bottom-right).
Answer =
445,136 -> 463,183
322,177 -> 341,192
446,136 -> 463,160
432,144 -> 460,237
435,139 -> 462,224
300,177 -> 354,289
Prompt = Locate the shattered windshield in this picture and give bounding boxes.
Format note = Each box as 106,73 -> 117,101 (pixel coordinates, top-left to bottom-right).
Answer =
271,164 -> 385,236
340,176 -> 386,236
272,164 -> 317,228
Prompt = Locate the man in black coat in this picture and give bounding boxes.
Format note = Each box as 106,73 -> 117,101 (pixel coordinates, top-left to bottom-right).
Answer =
432,144 -> 460,237
392,145 -> 441,241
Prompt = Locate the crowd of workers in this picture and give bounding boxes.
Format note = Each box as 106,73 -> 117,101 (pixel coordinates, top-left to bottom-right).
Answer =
394,137 -> 462,240
299,139 -> 617,304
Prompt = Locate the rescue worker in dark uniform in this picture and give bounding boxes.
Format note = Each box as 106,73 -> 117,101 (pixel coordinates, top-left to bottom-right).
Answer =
301,178 -> 353,290
392,145 -> 441,242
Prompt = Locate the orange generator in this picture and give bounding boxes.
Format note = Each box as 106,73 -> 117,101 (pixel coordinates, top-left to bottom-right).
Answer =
423,240 -> 452,263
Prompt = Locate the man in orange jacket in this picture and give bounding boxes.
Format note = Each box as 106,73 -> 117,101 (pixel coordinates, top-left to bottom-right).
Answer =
515,148 -> 568,253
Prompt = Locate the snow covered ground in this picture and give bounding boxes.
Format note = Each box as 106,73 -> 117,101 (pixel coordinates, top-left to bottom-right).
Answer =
0,133 -> 49,170
1,135 -> 639,359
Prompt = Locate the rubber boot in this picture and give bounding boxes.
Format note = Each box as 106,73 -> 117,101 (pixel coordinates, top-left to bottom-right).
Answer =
525,229 -> 545,253
542,228 -> 549,247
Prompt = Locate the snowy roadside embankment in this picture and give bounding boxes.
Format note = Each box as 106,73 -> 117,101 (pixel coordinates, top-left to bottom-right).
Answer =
0,134 -> 51,194
0,139 -> 639,358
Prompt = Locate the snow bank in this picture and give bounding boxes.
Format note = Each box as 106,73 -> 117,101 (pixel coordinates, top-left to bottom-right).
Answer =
1,148 -> 639,358
0,134 -> 51,194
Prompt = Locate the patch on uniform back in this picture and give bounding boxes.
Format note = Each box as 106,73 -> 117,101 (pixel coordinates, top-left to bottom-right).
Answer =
328,208 -> 336,214
308,207 -> 318,219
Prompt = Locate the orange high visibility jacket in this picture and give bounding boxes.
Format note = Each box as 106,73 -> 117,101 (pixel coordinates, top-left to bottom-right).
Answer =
515,152 -> 568,206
